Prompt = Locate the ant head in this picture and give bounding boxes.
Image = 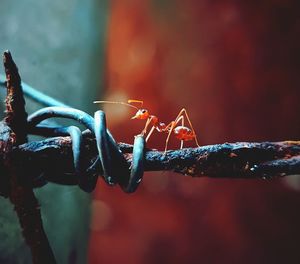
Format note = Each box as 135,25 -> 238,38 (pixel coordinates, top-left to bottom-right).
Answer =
131,109 -> 149,120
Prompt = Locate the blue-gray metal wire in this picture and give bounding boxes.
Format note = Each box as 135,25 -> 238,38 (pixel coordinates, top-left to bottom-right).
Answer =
0,74 -> 69,108
1,75 -> 145,193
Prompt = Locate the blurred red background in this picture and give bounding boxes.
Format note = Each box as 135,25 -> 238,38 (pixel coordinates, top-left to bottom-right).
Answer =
89,1 -> 300,263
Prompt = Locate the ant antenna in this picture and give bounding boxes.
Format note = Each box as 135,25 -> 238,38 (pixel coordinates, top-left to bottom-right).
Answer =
127,99 -> 143,108
94,100 -> 139,110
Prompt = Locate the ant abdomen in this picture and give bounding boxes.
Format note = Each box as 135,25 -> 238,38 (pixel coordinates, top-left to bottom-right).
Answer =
173,126 -> 195,141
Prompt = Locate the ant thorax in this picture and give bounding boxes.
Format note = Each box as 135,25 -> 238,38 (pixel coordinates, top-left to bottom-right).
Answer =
156,122 -> 166,132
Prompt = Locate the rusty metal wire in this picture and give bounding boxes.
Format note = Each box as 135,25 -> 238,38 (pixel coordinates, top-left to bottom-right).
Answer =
0,51 -> 147,264
1,57 -> 300,193
1,73 -> 146,194
1,74 -> 300,190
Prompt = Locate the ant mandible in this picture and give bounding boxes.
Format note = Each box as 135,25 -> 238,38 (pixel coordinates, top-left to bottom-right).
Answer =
94,99 -> 200,153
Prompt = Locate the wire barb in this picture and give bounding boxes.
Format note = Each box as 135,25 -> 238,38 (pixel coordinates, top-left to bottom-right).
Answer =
1,51 -> 56,264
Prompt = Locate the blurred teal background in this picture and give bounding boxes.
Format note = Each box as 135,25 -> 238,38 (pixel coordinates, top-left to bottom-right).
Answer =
0,0 -> 108,263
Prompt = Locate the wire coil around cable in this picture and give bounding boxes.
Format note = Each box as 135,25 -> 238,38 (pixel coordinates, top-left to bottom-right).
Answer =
27,107 -> 145,193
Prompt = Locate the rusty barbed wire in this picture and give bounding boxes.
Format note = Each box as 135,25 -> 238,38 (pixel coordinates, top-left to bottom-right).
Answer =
1,64 -> 147,194
1,59 -> 300,193
0,51 -> 149,264
0,50 -> 299,263
1,51 -> 56,264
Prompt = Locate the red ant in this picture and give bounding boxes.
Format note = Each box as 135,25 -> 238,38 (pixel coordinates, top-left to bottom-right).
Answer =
94,99 -> 200,153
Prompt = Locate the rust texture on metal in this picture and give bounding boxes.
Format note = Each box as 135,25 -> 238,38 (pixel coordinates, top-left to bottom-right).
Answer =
1,51 -> 56,264
0,51 -> 299,263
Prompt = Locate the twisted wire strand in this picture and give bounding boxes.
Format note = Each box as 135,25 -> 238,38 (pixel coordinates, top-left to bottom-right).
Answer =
1,76 -> 146,193
0,74 -> 69,108
27,107 -> 145,193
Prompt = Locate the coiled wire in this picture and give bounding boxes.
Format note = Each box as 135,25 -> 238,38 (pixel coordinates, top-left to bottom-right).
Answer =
27,107 -> 145,193
0,75 -> 145,193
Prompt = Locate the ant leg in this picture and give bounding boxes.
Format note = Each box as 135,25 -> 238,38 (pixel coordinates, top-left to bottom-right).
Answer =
167,115 -> 185,149
163,107 -> 200,153
176,108 -> 200,147
141,117 -> 151,135
145,125 -> 155,142
141,116 -> 154,136
164,119 -> 182,154
180,140 -> 184,149
161,121 -> 174,132
180,114 -> 184,149
164,115 -> 185,150
163,114 -> 185,153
